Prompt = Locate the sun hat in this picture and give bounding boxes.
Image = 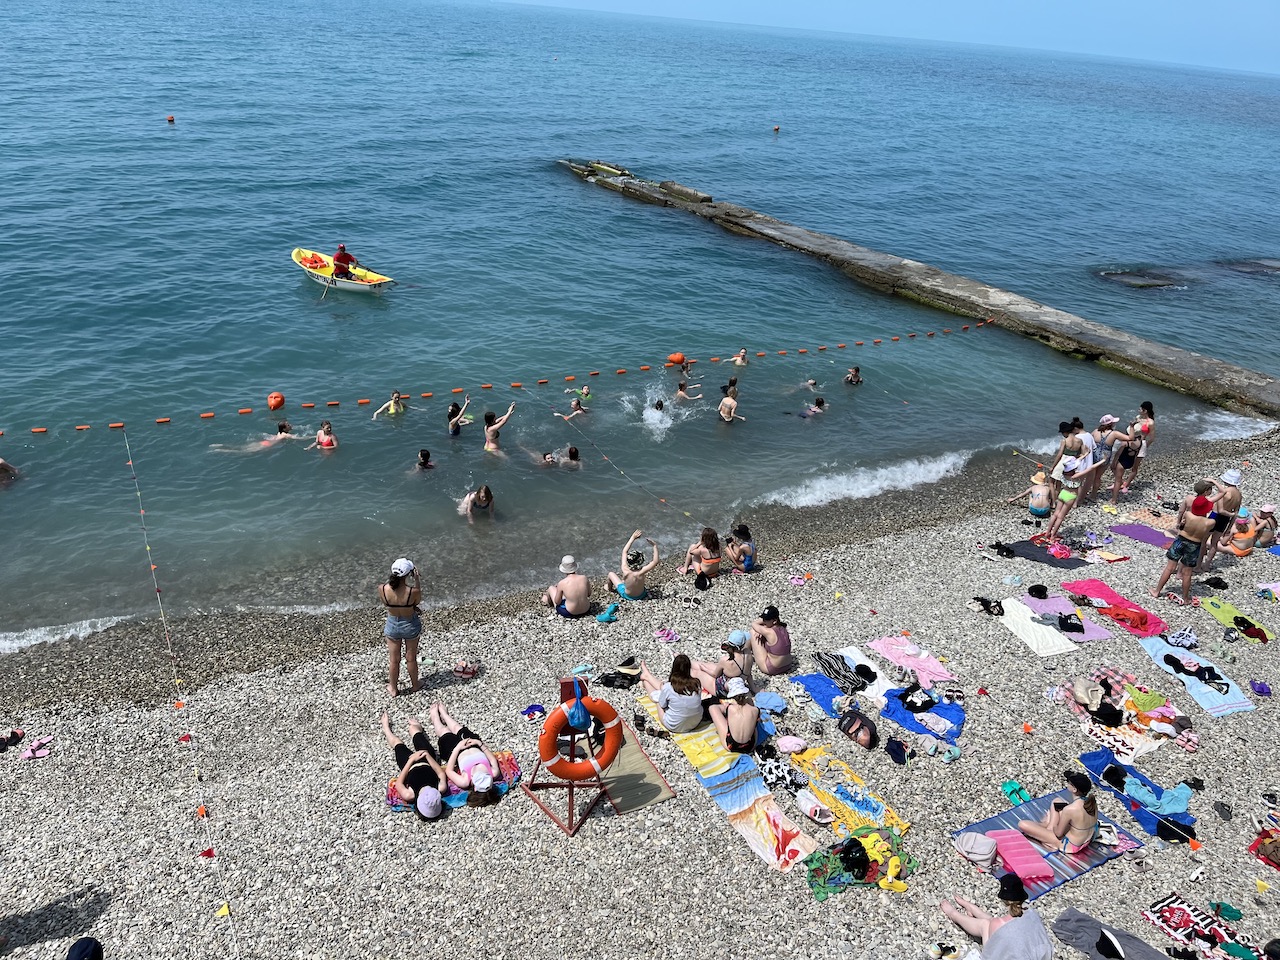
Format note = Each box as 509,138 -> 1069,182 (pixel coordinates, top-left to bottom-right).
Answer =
725,677 -> 751,698
414,786 -> 442,820
471,768 -> 494,792
558,555 -> 578,574
1237,508 -> 1251,522
1064,770 -> 1093,795
1193,479 -> 1213,495
1221,468 -> 1242,486
760,604 -> 780,622
997,873 -> 1029,903
723,629 -> 750,651
1030,471 -> 1047,484
1261,504 -> 1277,515
1191,496 -> 1213,517
1098,414 -> 1119,426
391,558 -> 414,577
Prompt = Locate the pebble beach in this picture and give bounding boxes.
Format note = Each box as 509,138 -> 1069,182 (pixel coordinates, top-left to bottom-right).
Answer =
2,430 -> 1278,960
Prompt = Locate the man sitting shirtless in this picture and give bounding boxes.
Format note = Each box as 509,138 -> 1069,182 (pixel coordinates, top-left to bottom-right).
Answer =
541,554 -> 591,618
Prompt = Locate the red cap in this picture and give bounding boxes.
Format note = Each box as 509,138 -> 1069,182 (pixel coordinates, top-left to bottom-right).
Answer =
337,243 -> 346,250
1191,496 -> 1212,517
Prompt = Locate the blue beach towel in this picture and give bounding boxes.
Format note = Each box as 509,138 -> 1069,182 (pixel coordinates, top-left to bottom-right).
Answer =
1136,634 -> 1254,718
880,687 -> 966,744
697,756 -> 770,815
1078,748 -> 1196,837
791,673 -> 845,717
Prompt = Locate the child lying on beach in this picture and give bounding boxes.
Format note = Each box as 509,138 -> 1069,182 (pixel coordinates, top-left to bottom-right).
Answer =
380,711 -> 446,820
431,703 -> 502,808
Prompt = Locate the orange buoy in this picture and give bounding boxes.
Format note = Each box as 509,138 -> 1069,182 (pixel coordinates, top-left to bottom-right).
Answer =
421,393 -> 433,399
537,697 -> 623,781
638,365 -> 650,371
663,362 -> 674,368
480,384 -> 493,390
709,357 -> 720,363
798,348 -> 808,354
943,328 -> 952,334
109,422 -> 125,429
451,388 -> 464,394
589,371 -> 600,376
537,379 -> 549,385
890,337 -> 900,342
565,376 -> 575,382
837,344 -> 846,348
155,418 -> 170,425
962,325 -> 970,331
927,332 -> 935,337
200,412 -> 215,419
357,398 -> 371,405
755,352 -> 766,357
326,401 -> 340,406
238,408 -> 252,415
777,350 -> 787,355
76,424 -> 91,430
31,427 -> 48,434
817,345 -> 827,351
667,352 -> 686,365
908,333 -> 916,338
301,402 -> 316,408
267,392 -> 285,411
510,382 -> 523,388
616,369 -> 627,374
873,339 -> 882,345
773,125 -> 780,133
167,115 -> 175,123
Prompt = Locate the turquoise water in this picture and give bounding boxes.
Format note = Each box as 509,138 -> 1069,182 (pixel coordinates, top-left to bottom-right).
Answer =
2,0 -> 1278,643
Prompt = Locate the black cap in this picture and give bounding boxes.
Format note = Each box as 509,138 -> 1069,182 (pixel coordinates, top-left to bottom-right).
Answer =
1064,770 -> 1092,795
67,939 -> 105,960
760,605 -> 779,622
997,873 -> 1028,903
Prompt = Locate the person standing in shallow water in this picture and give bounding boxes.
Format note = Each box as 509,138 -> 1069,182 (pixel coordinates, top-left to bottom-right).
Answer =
483,402 -> 516,454
380,558 -> 423,697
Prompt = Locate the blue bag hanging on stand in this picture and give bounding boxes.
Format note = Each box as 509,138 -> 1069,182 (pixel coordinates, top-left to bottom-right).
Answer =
565,678 -> 592,731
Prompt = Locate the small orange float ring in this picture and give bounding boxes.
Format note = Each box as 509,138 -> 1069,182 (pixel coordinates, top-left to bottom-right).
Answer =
537,696 -> 623,781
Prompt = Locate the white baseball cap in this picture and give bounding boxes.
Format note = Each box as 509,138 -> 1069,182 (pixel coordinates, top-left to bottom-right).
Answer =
471,768 -> 494,792
391,558 -> 414,577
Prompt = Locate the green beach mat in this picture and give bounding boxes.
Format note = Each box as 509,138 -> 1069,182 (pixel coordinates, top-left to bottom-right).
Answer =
600,722 -> 676,814
1202,597 -> 1274,642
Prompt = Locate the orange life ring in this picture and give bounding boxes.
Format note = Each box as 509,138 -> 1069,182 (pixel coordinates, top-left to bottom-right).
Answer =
301,254 -> 327,269
537,696 -> 622,781
667,352 -> 686,365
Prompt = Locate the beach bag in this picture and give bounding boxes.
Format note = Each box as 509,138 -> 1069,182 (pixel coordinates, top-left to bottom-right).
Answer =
952,831 -> 998,872
565,679 -> 591,731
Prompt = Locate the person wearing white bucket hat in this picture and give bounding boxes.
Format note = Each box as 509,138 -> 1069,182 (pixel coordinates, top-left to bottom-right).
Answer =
380,558 -> 422,697
540,554 -> 591,618
707,675 -> 760,754
1199,467 -> 1243,571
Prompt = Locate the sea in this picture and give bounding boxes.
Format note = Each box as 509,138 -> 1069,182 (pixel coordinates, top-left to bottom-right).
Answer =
3,0 -> 1278,648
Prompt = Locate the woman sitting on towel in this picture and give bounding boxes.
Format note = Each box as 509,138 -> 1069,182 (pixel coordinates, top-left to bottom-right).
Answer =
430,703 -> 502,808
1017,770 -> 1099,854
679,527 -> 723,578
939,874 -> 1052,959
690,629 -> 756,696
639,655 -> 706,734
708,677 -> 759,754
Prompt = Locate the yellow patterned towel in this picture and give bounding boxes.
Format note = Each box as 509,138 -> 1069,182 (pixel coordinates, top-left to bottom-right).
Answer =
791,746 -> 911,835
637,695 -> 737,779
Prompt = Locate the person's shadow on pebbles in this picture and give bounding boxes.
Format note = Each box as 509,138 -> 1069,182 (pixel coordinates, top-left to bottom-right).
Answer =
0,885 -> 112,954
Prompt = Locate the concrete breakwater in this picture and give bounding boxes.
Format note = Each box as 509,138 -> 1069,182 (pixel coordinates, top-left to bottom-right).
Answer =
561,160 -> 1280,420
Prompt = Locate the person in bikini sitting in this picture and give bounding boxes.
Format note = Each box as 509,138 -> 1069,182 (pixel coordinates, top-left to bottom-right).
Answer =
541,554 -> 591,618
1151,494 -> 1216,606
723,523 -> 757,573
1008,471 -> 1053,519
750,604 -> 794,675
708,677 -> 759,754
1255,504 -> 1278,549
607,529 -> 659,601
690,629 -> 757,696
1017,770 -> 1099,854
680,527 -> 723,578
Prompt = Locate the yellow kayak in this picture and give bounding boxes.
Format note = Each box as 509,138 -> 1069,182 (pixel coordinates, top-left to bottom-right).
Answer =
291,247 -> 396,293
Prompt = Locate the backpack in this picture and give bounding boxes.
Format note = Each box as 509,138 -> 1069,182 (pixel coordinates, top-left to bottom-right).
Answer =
953,831 -> 999,872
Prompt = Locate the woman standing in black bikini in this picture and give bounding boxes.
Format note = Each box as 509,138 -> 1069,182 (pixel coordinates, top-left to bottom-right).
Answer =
380,558 -> 423,698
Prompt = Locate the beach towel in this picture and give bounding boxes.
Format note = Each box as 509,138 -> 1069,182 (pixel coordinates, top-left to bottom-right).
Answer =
1020,594 -> 1112,642
1110,523 -> 1174,549
443,751 -> 521,808
1249,827 -> 1280,873
791,673 -> 845,717
600,722 -> 675,814
1142,892 -> 1262,958
1202,597 -> 1274,642
998,597 -> 1081,657
1061,579 -> 1169,636
638,696 -> 817,871
834,646 -> 895,709
1052,906 -> 1167,960
1005,539 -> 1089,569
984,910 -> 1054,960
951,791 -> 1141,900
1083,549 -> 1131,564
1062,664 -> 1196,761
867,635 -> 956,689
790,746 -> 910,835
1078,748 -> 1197,837
880,687 -> 966,744
1127,507 -> 1179,532
1136,635 -> 1254,718
802,827 -> 920,902
1269,545 -> 1280,557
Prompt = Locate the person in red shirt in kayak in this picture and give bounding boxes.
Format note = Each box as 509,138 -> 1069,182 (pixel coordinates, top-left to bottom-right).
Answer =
332,243 -> 360,279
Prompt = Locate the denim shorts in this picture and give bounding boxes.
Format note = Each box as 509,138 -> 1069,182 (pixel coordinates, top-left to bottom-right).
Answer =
384,614 -> 422,641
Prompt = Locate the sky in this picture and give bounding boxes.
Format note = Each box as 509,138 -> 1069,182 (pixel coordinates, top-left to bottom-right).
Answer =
509,0 -> 1280,75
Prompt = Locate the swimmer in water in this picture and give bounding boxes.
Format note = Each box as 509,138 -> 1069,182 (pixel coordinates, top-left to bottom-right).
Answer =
675,382 -> 703,401
732,348 -> 749,367
372,391 -> 408,420
564,446 -> 581,469
211,421 -> 304,453
803,378 -> 819,392
447,395 -> 473,437
557,398 -> 589,421
653,399 -> 666,412
483,403 -> 516,454
565,384 -> 592,401
844,366 -> 863,386
458,484 -> 495,523
718,388 -> 746,423
520,446 -> 558,466
414,449 -> 435,471
307,420 -> 337,451
798,397 -> 826,418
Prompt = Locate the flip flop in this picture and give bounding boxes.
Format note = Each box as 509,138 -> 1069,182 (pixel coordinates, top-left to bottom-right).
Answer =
571,664 -> 594,677
452,661 -> 479,680
1251,680 -> 1273,697
521,704 -> 546,724
21,748 -> 50,760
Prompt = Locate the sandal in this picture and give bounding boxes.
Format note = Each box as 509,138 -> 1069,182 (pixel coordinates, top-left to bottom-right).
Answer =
452,661 -> 479,680
940,745 -> 962,764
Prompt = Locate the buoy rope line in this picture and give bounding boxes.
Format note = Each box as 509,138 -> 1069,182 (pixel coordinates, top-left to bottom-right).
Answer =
120,429 -> 245,949
4,324 -> 993,437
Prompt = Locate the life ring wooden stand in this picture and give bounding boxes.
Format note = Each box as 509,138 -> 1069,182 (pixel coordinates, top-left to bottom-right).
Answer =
522,679 -> 621,837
